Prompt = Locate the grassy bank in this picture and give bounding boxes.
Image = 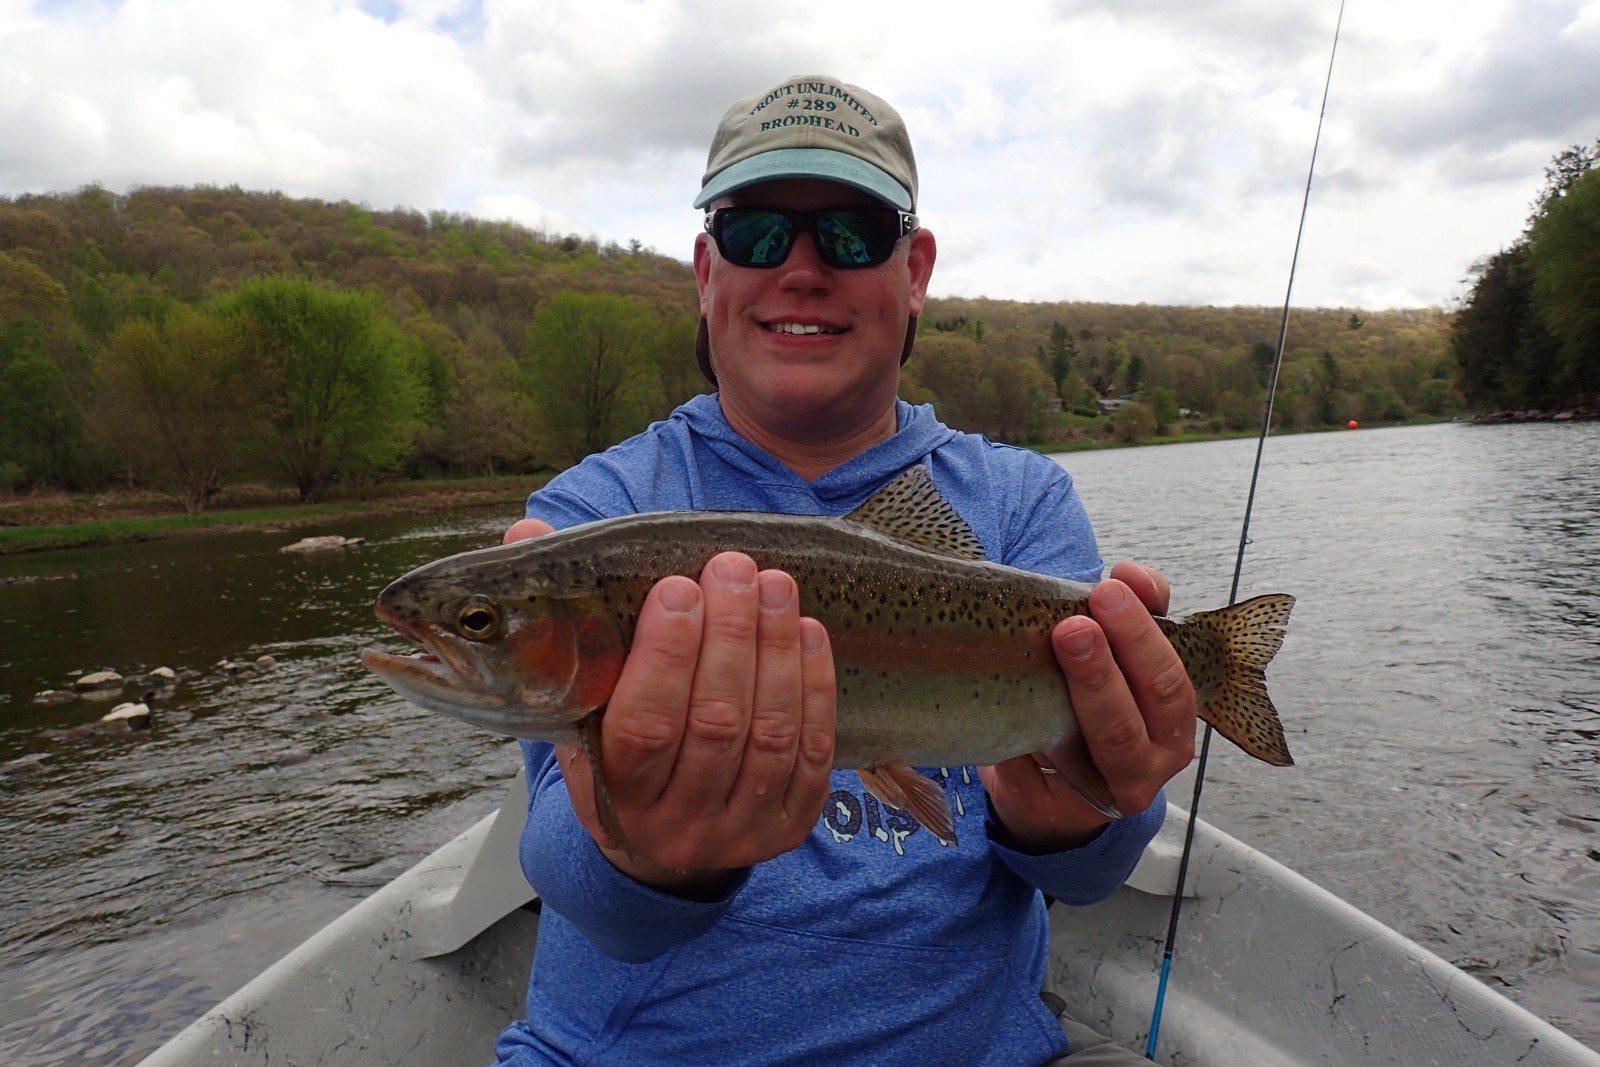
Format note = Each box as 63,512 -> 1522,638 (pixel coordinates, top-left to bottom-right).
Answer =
0,475 -> 545,555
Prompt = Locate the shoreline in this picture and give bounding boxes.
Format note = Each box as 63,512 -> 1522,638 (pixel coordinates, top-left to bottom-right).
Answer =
0,478 -> 542,556
0,415 -> 1501,556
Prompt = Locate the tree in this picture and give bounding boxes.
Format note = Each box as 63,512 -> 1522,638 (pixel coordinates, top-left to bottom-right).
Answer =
653,313 -> 705,411
96,306 -> 253,511
424,319 -> 535,477
523,291 -> 664,467
1316,351 -> 1343,425
1451,245 -> 1563,408
1526,168 -> 1600,402
1109,402 -> 1156,443
1452,135 -> 1600,410
0,318 -> 80,487
1150,386 -> 1179,435
1250,341 -> 1277,389
1527,138 -> 1598,225
217,277 -> 425,501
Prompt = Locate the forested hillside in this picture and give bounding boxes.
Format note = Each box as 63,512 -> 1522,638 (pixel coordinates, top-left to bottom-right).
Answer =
0,184 -> 1456,506
1452,137 -> 1600,412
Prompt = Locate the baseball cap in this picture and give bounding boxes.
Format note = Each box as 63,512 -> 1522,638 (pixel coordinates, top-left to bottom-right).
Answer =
694,75 -> 918,211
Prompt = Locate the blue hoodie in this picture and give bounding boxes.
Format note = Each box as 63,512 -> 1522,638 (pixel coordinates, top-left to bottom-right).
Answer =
493,395 -> 1164,1066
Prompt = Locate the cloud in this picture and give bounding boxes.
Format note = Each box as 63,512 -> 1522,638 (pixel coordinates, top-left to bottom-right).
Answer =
2,0 -> 1599,308
0,0 -> 485,209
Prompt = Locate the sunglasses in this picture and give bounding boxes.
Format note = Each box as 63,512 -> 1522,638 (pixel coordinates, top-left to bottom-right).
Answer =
704,207 -> 920,269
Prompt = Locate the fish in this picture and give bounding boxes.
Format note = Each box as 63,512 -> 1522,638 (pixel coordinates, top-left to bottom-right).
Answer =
360,464 -> 1294,851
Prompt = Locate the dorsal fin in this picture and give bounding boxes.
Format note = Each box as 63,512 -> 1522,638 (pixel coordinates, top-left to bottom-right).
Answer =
844,465 -> 987,561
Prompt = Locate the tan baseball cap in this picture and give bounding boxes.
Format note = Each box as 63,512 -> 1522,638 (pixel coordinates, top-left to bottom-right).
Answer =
694,74 -> 918,211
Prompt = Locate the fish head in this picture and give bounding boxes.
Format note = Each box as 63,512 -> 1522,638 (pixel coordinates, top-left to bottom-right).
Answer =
359,544 -> 625,743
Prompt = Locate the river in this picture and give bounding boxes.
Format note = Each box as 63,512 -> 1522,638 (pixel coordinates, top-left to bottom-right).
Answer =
0,421 -> 1595,1062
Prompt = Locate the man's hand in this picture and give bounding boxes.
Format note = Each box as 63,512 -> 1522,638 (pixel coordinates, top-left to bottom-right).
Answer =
979,561 -> 1196,853
503,521 -> 837,899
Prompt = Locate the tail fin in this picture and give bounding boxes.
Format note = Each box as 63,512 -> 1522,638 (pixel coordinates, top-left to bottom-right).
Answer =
1176,593 -> 1296,767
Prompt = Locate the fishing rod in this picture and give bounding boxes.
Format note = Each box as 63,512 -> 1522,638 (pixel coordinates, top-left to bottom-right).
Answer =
1143,0 -> 1347,1059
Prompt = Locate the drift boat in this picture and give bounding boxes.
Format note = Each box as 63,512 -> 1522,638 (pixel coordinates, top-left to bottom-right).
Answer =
134,769 -> 1600,1067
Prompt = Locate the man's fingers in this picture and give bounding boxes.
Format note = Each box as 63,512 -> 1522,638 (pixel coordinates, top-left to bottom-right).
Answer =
1054,608 -> 1148,764
729,570 -> 804,804
783,617 -> 836,829
601,574 -> 705,806
503,517 -> 554,544
666,553 -> 760,807
1091,578 -> 1196,755
1107,560 -> 1170,616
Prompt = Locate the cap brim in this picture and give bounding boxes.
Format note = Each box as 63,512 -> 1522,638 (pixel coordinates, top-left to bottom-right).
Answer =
694,148 -> 912,210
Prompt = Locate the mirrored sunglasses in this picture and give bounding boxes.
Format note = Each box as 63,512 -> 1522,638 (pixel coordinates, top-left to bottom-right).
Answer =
704,207 -> 919,269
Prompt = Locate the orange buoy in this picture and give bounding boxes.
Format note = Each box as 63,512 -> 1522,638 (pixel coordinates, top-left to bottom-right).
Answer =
1347,420 -> 1359,429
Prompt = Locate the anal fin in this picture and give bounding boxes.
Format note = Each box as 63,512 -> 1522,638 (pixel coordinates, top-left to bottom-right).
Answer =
858,763 -> 958,846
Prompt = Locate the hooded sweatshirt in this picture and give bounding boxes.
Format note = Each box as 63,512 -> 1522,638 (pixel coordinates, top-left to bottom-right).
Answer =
492,395 -> 1164,1067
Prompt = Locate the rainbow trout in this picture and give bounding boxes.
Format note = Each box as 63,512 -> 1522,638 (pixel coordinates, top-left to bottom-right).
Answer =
361,465 -> 1294,849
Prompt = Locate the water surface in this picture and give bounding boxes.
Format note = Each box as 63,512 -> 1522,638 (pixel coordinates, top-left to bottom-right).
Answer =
0,421 -> 1595,1061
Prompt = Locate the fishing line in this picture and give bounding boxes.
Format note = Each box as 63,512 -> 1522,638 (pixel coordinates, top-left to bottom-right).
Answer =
1143,0 -> 1346,1059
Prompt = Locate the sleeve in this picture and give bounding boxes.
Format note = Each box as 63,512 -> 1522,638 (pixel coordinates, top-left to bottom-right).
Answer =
988,792 -> 1166,904
998,457 -> 1105,584
517,739 -> 752,963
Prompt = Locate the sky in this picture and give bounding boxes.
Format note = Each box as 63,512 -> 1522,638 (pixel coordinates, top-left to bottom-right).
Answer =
2,0 -> 1598,311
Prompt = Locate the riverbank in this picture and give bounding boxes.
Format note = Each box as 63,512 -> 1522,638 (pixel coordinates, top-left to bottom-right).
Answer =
0,475 -> 545,555
0,419 -> 1456,555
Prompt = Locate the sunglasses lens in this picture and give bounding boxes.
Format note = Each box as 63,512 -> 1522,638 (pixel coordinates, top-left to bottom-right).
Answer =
816,211 -> 896,266
712,208 -> 907,268
719,210 -> 794,266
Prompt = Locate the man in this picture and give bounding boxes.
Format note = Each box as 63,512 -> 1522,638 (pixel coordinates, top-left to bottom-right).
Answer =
492,74 -> 1195,1066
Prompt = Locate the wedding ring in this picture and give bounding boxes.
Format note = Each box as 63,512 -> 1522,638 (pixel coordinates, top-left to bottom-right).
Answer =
1038,766 -> 1059,776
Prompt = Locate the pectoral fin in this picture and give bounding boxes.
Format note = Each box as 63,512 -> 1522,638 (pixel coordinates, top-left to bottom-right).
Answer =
858,762 -> 958,846
1044,733 -> 1123,820
577,709 -> 631,857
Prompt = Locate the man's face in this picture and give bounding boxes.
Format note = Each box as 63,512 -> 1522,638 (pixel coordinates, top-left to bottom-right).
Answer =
693,178 -> 936,449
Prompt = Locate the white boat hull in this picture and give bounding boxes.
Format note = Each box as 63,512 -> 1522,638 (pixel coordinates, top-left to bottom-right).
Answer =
136,770 -> 1600,1067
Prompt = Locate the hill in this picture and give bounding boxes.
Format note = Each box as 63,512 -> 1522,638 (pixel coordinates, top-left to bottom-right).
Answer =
0,184 -> 1455,502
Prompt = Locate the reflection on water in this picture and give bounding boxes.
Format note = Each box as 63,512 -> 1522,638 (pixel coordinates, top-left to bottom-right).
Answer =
0,509 -> 521,1065
1,424 -> 1597,1062
1060,421 -> 1599,1048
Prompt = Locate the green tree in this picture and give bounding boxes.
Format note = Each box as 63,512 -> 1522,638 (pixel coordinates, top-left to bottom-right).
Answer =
1526,168 -> 1600,402
0,319 -> 80,487
1250,341 -> 1277,389
1451,245 -> 1562,408
217,277 -> 425,501
1316,351 -> 1343,425
654,314 -> 705,411
1150,386 -> 1179,435
523,291 -> 664,467
1527,138 -> 1598,225
95,306 -> 253,511
1110,402 -> 1156,443
428,320 -> 534,477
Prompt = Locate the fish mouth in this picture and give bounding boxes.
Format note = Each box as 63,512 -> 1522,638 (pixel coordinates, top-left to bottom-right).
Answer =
360,605 -> 506,711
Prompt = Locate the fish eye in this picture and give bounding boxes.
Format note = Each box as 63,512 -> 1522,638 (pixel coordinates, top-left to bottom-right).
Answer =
454,596 -> 503,640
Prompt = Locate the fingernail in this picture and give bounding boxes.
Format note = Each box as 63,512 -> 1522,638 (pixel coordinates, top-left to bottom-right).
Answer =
1060,626 -> 1095,660
759,572 -> 793,611
659,580 -> 700,614
801,622 -> 825,655
1097,581 -> 1129,611
710,553 -> 755,589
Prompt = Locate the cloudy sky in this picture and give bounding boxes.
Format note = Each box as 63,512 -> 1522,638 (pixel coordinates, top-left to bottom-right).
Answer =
3,0 -> 1598,310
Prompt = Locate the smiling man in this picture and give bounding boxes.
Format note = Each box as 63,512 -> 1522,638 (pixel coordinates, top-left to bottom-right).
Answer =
492,75 -> 1194,1066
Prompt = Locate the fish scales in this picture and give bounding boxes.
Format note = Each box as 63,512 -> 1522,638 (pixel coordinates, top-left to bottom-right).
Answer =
433,510 -> 1096,768
362,465 -> 1295,849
